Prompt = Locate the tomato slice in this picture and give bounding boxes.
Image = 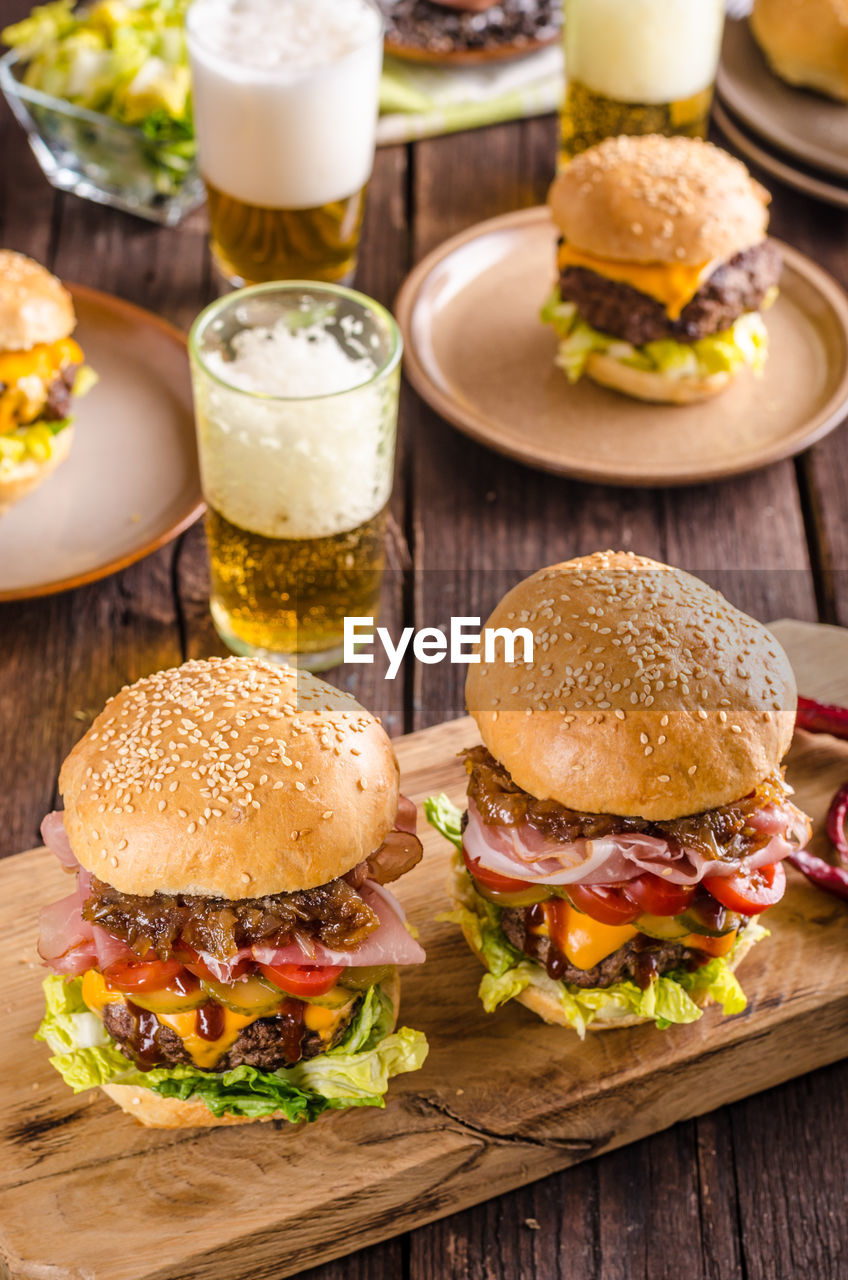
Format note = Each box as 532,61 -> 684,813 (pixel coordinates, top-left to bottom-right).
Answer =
102,957 -> 185,993
624,873 -> 695,917
461,842 -> 536,893
567,882 -> 641,926
704,861 -> 786,914
258,962 -> 344,997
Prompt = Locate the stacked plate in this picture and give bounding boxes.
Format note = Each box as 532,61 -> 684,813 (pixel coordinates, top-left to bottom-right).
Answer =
715,19 -> 848,208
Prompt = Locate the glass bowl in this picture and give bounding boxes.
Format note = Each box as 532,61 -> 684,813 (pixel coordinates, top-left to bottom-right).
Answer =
0,50 -> 204,226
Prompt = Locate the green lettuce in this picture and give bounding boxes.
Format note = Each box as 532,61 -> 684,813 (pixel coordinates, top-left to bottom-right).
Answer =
37,975 -> 428,1122
424,798 -> 766,1039
540,287 -> 770,385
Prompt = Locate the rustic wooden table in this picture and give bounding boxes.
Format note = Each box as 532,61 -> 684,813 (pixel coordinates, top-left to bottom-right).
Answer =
2,2 -> 847,1273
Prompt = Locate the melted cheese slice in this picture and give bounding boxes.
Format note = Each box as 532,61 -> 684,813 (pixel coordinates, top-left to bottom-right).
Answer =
557,242 -> 712,320
80,969 -> 353,1070
0,337 -> 83,387
541,902 -> 639,971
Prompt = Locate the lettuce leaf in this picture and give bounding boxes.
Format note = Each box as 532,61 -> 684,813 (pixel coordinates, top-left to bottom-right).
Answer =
540,286 -> 770,385
37,975 -> 428,1122
424,793 -> 464,852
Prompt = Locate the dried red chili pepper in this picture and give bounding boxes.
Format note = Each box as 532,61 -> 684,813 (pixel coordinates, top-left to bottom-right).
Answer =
795,696 -> 848,741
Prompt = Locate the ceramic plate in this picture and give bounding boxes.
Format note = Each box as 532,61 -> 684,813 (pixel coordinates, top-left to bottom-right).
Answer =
713,101 -> 848,211
0,286 -> 203,600
395,206 -> 848,487
716,19 -> 848,181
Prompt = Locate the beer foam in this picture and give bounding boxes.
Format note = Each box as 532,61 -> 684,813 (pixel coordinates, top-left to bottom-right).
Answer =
187,0 -> 382,208
566,0 -> 723,104
188,0 -> 381,71
194,319 -> 397,541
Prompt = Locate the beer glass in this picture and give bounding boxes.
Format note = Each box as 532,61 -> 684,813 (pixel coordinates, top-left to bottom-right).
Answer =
186,0 -> 383,287
189,282 -> 402,670
560,0 -> 725,162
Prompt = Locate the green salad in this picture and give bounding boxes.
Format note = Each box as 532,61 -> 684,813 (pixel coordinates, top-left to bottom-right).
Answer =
3,0 -> 195,196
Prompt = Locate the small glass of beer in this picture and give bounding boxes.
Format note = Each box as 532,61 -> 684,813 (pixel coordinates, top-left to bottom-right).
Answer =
189,282 -> 402,670
560,0 -> 725,162
186,0 -> 383,287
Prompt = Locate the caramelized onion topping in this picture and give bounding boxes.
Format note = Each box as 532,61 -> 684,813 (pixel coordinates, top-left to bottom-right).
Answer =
464,746 -> 791,863
82,873 -> 380,961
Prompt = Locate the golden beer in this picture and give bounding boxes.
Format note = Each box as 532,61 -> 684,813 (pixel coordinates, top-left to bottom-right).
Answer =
207,505 -> 387,663
560,0 -> 724,165
204,181 -> 368,287
560,82 -> 713,160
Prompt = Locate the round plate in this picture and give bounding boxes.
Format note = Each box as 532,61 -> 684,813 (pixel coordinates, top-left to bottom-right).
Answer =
384,31 -> 559,66
0,286 -> 203,600
716,19 -> 848,181
395,206 -> 848,487
713,100 -> 848,211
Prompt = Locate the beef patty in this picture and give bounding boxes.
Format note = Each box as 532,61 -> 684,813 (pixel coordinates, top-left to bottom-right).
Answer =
500,907 -> 699,989
103,994 -> 359,1072
559,240 -> 781,346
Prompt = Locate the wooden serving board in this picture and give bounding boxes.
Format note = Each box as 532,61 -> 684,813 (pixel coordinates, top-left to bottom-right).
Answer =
1,619 -> 848,1280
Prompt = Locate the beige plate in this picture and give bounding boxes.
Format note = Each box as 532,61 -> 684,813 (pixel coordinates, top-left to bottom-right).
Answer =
385,31 -> 559,66
713,100 -> 848,211
0,286 -> 203,601
716,19 -> 848,181
395,206 -> 848,487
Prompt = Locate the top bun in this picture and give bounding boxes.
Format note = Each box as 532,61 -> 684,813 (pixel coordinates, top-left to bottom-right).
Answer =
59,657 -> 400,898
750,0 -> 848,102
548,135 -> 771,266
0,250 -> 75,350
465,551 -> 796,821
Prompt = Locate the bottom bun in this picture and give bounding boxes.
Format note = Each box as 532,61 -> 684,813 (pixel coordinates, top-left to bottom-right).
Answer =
101,969 -> 402,1129
457,907 -> 757,1033
585,352 -> 732,405
0,425 -> 74,513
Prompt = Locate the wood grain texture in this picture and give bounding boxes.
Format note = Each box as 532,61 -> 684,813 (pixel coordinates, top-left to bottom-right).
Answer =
1,622 -> 846,1280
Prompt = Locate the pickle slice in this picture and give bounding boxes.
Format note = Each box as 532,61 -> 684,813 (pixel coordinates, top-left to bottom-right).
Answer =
337,965 -> 395,993
678,906 -> 741,938
200,975 -> 284,1016
634,913 -> 691,941
129,985 -> 207,1015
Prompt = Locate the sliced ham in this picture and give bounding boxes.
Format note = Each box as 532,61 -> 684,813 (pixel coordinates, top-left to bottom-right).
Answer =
464,798 -> 810,888
41,810 -> 78,870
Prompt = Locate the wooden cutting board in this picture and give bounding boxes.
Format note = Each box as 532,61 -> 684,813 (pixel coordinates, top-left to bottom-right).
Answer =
1,619 -> 847,1280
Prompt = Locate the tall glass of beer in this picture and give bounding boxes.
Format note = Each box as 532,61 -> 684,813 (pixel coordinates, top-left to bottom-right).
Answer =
189,282 -> 401,669
560,0 -> 725,162
186,0 -> 383,286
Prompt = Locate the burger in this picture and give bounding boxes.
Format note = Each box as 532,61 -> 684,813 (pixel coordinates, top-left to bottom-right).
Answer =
541,136 -> 780,404
427,552 -> 811,1036
37,657 -> 428,1128
751,0 -> 848,103
0,250 -> 96,511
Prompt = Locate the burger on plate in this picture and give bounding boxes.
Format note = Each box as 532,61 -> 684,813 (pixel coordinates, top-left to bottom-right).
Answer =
0,250 -> 96,511
541,136 -> 780,404
751,0 -> 848,102
37,658 -> 428,1128
427,552 -> 810,1036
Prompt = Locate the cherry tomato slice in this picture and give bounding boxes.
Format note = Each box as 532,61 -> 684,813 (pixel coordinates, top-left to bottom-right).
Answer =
102,958 -> 185,993
567,883 -> 642,926
704,861 -> 786,914
258,962 -> 344,997
461,842 -> 536,893
625,873 -> 695,917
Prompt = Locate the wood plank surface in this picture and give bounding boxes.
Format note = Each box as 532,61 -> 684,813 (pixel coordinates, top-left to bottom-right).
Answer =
1,621 -> 846,1280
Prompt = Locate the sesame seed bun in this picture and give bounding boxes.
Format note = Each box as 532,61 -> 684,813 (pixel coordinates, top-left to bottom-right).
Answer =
465,551 -> 796,821
59,657 -> 400,898
0,425 -> 74,514
0,250 -> 75,351
751,0 -> 848,102
548,136 -> 771,266
101,969 -> 401,1128
581,352 -> 733,404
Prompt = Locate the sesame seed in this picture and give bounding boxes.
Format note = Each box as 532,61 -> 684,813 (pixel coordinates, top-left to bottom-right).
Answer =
657,774 -> 670,783
358,778 -> 368,791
